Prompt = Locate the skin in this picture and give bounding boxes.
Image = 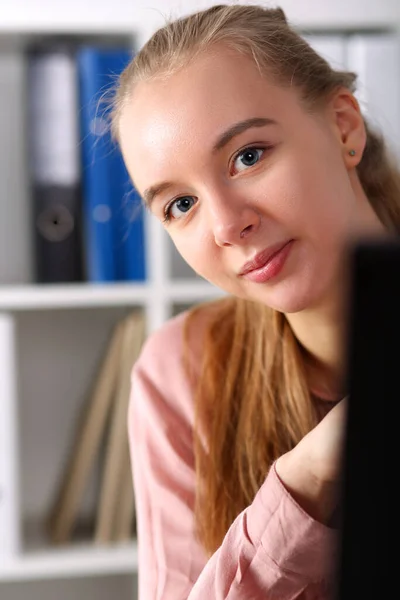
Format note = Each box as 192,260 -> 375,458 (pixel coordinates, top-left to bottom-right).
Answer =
118,45 -> 388,522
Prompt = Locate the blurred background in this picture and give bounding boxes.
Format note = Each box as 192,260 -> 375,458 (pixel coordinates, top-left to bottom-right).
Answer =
0,1 -> 399,598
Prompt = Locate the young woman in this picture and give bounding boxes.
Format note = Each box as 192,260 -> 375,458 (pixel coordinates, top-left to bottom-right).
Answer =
110,4 -> 399,599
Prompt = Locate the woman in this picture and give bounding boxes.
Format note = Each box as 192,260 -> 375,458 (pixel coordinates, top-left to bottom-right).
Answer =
110,4 -> 398,599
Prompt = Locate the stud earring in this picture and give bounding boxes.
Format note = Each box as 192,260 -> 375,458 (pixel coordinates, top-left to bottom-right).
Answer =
349,149 -> 356,156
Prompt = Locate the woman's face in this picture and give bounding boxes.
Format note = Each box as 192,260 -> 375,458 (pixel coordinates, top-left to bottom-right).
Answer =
119,46 -> 371,314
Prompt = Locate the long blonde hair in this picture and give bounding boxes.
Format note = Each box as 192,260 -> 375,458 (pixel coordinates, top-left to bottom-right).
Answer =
110,4 -> 400,555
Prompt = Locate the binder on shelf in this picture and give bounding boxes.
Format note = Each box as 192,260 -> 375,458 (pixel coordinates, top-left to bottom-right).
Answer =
77,46 -> 146,283
47,319 -> 125,544
95,310 -> 145,544
47,310 -> 145,545
26,45 -> 84,283
114,185 -> 147,283
113,444 -> 137,542
0,313 -> 21,559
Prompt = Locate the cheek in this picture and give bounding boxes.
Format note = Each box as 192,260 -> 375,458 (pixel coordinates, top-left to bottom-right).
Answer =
270,151 -> 350,233
171,234 -> 206,273
251,157 -> 314,223
172,230 -> 221,279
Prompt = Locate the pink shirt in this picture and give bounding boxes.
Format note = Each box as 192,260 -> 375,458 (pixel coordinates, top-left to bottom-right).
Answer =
128,309 -> 339,599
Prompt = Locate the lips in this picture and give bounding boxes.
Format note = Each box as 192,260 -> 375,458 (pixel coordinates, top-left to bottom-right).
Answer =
238,240 -> 293,276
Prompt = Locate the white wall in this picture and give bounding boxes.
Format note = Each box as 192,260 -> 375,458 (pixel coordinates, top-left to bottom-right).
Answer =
0,0 -> 400,38
140,0 -> 400,29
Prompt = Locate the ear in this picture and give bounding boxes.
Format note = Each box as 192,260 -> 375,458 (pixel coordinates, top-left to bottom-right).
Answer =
328,88 -> 367,169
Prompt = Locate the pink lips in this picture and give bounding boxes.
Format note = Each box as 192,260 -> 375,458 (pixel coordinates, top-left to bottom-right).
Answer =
238,240 -> 294,283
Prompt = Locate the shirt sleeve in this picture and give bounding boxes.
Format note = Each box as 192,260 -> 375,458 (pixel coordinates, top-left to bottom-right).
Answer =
128,315 -> 339,600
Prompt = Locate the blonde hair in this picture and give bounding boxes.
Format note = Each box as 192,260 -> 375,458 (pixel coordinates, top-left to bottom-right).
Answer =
110,4 -> 400,555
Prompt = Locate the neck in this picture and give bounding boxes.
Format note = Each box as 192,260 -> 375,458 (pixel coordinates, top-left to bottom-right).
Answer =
285,177 -> 389,400
285,284 -> 348,401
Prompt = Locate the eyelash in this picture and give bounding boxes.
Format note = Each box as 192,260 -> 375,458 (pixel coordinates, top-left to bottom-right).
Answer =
162,144 -> 271,223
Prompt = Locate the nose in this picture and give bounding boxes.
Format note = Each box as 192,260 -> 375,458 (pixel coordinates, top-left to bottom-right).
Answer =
208,189 -> 261,247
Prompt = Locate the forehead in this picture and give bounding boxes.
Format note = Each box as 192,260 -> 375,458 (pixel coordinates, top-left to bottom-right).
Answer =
118,47 -> 302,191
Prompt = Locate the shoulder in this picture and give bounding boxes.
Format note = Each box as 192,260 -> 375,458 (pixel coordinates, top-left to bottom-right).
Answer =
136,299 -> 224,380
130,299 -> 227,420
136,309 -> 189,373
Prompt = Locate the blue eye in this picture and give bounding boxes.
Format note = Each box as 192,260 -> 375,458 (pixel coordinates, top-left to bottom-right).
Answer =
233,147 -> 264,173
163,195 -> 196,222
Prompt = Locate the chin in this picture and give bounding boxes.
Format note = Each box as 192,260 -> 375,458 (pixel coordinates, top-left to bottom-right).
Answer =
253,281 -> 321,314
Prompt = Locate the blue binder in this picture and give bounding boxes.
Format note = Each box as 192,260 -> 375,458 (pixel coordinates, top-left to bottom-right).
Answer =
77,46 -> 146,282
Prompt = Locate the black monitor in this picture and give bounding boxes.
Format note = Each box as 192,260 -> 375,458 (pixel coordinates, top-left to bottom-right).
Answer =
334,238 -> 396,599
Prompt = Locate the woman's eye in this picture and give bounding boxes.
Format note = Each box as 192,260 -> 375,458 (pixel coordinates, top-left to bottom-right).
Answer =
163,196 -> 196,222
232,147 -> 265,173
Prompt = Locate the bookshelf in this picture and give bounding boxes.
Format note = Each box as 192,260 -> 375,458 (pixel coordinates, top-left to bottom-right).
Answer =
1,2 -> 400,600
0,6 -> 223,599
0,541 -> 138,582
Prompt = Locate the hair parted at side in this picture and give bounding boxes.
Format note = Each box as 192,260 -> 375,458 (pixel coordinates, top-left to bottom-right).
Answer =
110,4 -> 400,556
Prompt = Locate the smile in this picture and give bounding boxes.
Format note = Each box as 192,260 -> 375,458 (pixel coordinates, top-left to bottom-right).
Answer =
239,240 -> 294,283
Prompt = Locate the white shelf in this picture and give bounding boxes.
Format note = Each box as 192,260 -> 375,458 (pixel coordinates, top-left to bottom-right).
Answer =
0,281 -> 224,311
0,541 -> 138,582
0,282 -> 149,310
166,280 -> 226,303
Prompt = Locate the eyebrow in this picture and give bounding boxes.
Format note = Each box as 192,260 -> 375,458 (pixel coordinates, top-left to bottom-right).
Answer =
142,117 -> 277,210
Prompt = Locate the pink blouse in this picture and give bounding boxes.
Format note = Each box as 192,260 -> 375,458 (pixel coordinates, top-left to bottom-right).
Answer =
128,309 -> 339,599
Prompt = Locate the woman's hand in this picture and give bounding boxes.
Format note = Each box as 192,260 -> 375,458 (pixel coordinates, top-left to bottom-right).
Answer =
275,398 -> 348,525
298,396 -> 348,483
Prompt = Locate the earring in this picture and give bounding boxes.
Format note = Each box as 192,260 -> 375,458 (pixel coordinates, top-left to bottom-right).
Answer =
349,149 -> 356,156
